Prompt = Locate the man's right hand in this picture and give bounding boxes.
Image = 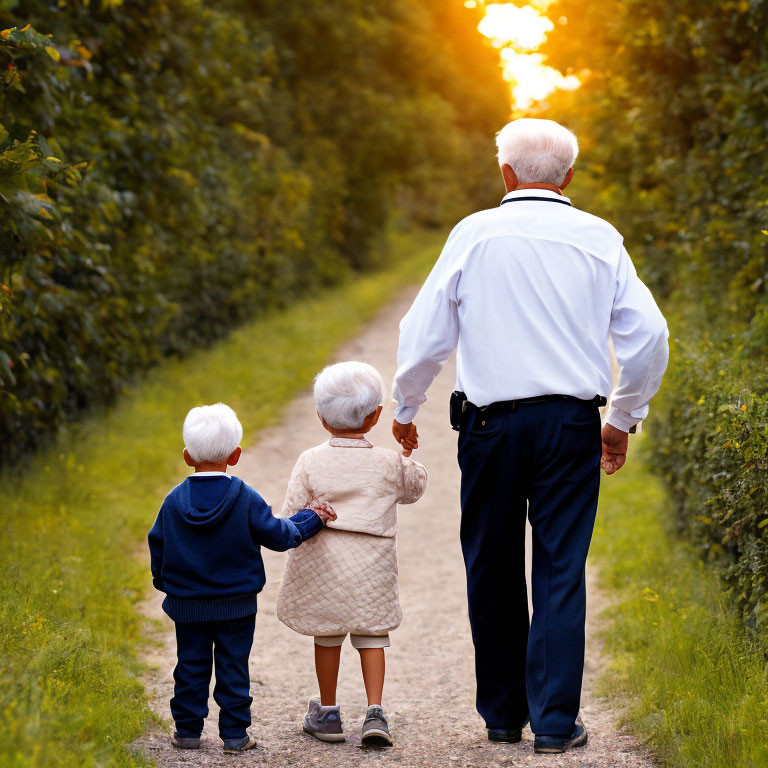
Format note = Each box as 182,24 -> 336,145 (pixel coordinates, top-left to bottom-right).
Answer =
393,420 -> 419,457
601,423 -> 629,475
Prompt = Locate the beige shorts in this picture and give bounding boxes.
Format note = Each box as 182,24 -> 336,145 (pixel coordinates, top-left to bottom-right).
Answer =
314,633 -> 391,649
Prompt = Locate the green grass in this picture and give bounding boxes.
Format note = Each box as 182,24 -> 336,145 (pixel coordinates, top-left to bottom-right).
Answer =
0,229 -> 441,768
593,438 -> 768,768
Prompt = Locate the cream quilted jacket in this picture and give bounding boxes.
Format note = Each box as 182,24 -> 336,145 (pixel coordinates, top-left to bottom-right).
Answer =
276,437 -> 428,637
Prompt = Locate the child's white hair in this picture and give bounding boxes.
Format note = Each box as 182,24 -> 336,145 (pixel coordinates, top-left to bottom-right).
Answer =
496,118 -> 578,187
314,361 -> 384,430
183,403 -> 243,463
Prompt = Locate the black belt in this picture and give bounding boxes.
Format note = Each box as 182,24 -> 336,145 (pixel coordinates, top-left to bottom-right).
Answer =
464,394 -> 607,416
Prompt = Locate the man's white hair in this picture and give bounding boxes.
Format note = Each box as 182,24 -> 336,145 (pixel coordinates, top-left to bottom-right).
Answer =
496,118 -> 579,187
183,403 -> 243,463
314,361 -> 384,430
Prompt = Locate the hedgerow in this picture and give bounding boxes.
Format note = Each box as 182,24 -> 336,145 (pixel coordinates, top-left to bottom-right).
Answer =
543,0 -> 768,632
650,341 -> 768,632
0,0 -> 507,464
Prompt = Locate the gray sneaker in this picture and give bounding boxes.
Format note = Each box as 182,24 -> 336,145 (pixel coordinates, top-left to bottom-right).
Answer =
303,698 -> 345,743
361,706 -> 393,746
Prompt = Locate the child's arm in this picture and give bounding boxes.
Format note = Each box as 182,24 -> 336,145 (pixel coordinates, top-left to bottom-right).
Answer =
248,489 -> 324,551
396,455 -> 429,504
147,509 -> 165,591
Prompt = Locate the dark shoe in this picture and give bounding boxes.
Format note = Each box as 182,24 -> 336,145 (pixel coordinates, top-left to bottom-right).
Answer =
303,698 -> 345,743
534,715 -> 588,754
361,706 -> 393,746
488,717 -> 528,743
488,728 -> 522,743
171,732 -> 201,749
222,734 -> 257,754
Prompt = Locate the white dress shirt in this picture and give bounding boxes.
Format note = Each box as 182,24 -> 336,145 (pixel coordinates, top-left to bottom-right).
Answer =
393,189 -> 669,432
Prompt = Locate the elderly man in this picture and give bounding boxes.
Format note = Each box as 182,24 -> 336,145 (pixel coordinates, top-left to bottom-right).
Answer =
392,118 -> 668,754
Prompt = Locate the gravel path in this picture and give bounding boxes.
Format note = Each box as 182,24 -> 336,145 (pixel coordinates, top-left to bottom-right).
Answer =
134,288 -> 655,768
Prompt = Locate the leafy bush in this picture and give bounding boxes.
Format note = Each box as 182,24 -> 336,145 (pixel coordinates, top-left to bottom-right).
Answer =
0,1 -> 508,464
649,341 -> 768,632
541,0 -> 768,634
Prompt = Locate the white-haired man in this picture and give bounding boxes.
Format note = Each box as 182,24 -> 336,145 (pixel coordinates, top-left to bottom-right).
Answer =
392,118 -> 668,754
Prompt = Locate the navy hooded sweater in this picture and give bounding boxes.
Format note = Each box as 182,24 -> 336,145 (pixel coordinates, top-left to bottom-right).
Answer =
148,475 -> 323,623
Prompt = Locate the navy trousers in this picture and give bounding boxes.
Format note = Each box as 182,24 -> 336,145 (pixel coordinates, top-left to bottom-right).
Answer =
458,398 -> 601,738
171,614 -> 256,740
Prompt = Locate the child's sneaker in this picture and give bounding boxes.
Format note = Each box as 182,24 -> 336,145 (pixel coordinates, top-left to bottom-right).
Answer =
171,732 -> 201,749
303,698 -> 345,742
361,705 -> 393,746
222,734 -> 257,754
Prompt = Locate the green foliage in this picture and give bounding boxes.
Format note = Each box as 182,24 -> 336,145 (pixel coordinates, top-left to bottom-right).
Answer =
542,0 -> 768,635
0,230 -> 441,767
649,340 -> 768,633
0,1 -> 508,465
593,442 -> 768,768
544,0 -> 768,333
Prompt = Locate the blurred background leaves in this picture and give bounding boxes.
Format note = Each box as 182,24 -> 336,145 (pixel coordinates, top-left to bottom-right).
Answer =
0,0 -> 508,464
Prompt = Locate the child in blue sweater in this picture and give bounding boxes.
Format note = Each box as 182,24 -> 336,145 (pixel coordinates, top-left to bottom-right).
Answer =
148,403 -> 335,753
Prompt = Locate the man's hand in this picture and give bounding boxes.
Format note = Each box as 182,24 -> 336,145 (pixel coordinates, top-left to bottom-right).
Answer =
309,499 -> 337,524
601,423 -> 629,475
393,420 -> 419,457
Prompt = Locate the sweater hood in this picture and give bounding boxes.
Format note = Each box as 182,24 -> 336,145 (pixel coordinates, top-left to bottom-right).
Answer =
173,476 -> 245,528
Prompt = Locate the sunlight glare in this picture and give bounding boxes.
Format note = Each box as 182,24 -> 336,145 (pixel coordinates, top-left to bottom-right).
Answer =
475,1 -> 580,111
500,49 -> 580,109
478,4 -> 553,51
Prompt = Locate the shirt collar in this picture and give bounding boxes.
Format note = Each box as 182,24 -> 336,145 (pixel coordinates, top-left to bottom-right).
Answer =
328,437 -> 373,449
190,471 -> 230,478
501,189 -> 572,205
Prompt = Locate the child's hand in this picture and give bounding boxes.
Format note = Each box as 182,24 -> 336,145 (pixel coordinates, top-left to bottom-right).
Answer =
308,499 -> 337,524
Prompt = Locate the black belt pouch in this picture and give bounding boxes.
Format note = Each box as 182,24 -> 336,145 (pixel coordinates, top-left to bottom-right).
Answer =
450,390 -> 468,431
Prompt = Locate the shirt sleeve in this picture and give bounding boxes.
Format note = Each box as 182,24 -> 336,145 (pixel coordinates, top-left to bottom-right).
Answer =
392,229 -> 463,423
147,509 -> 164,592
607,245 -> 670,432
396,456 -> 429,504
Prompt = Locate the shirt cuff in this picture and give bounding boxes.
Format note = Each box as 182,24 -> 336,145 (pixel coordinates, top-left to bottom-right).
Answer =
394,405 -> 418,424
290,508 -> 323,541
605,405 -> 641,433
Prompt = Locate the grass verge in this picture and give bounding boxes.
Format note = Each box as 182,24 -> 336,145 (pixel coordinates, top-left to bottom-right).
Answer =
0,229 -> 441,768
593,438 -> 768,768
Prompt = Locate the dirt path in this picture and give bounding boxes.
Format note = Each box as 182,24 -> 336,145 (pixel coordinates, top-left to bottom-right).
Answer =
136,288 -> 655,768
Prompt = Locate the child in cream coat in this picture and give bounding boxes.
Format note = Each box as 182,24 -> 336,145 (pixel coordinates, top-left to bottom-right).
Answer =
277,361 -> 428,746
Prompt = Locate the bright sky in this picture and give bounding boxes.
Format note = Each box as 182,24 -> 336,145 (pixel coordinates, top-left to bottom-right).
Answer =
465,0 -> 580,110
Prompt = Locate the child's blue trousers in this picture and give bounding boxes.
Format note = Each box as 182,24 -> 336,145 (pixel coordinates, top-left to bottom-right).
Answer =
171,614 -> 256,740
457,398 -> 601,739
